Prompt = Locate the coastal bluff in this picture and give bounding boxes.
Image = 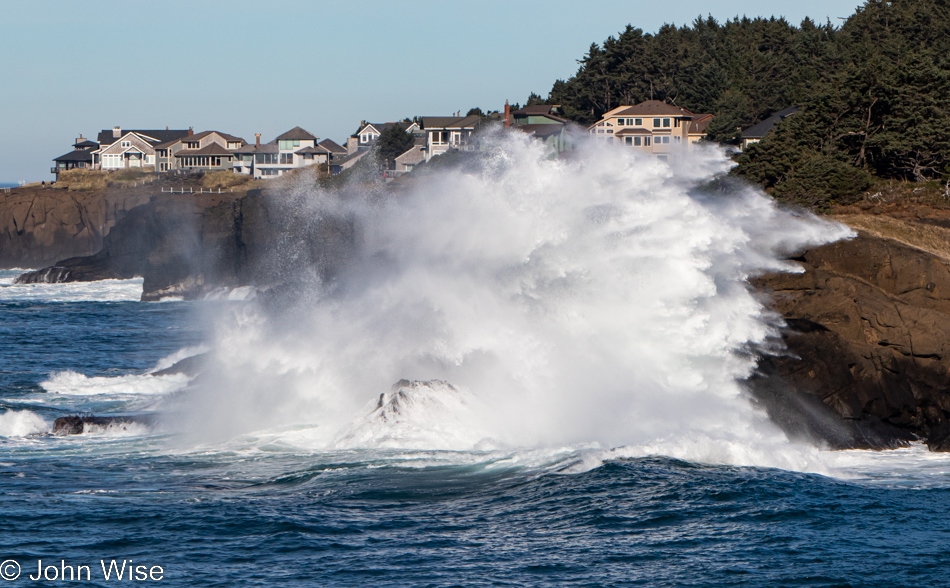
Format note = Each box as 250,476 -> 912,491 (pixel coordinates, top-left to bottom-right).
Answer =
752,209 -> 950,452
14,187 -> 355,301
0,185 -> 153,268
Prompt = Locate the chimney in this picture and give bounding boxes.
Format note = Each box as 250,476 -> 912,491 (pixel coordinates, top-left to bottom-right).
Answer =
113,126 -> 121,138
255,134 -> 261,147
187,127 -> 194,136
346,136 -> 358,155
75,133 -> 84,144
166,126 -> 169,131
504,100 -> 510,128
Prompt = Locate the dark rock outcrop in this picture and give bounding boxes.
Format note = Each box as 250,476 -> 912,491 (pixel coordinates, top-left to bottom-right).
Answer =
752,232 -> 950,451
151,353 -> 207,377
15,189 -> 357,301
0,186 -> 154,269
52,415 -> 157,435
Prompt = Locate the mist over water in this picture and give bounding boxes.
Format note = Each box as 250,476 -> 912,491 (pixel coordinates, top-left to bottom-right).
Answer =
177,133 -> 852,470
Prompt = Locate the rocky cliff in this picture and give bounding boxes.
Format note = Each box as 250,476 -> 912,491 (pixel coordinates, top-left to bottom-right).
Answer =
16,188 -> 356,301
752,213 -> 950,451
0,185 -> 153,268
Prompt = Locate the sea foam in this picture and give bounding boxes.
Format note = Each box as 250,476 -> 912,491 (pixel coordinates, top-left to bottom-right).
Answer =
176,132 -> 852,470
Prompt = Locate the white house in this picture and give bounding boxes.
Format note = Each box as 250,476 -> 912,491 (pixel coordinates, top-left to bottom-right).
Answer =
93,127 -> 191,170
588,101 -> 713,160
419,115 -> 481,162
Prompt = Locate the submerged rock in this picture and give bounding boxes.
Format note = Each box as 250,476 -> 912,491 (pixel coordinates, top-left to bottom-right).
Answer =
332,379 -> 491,450
51,415 -> 156,436
151,353 -> 207,378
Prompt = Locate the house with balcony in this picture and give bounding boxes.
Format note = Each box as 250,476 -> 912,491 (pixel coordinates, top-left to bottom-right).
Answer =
355,121 -> 422,149
232,126 -> 332,179
51,135 -> 99,178
420,115 -> 481,162
588,101 -> 713,160
92,127 -> 192,170
173,131 -> 246,172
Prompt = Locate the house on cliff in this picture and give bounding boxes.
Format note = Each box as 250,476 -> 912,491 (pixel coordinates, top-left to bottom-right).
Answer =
92,127 -> 192,170
588,101 -> 712,160
419,115 -> 481,162
355,121 -> 422,150
508,104 -> 575,155
232,126 -> 344,179
51,135 -> 99,177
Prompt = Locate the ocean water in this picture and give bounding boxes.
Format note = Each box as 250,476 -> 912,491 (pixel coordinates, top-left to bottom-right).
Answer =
3,139 -> 950,587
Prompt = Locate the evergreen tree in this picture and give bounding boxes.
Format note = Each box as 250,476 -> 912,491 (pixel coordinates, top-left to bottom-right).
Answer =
376,125 -> 414,171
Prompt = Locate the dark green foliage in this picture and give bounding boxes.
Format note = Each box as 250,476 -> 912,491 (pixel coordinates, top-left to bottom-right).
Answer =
545,0 -> 950,206
547,18 -> 838,128
524,92 -> 546,106
375,125 -> 414,171
467,107 -> 485,117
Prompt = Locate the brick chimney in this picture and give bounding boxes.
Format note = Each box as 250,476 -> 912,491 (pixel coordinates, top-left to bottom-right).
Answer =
187,127 -> 194,136
504,100 -> 510,128
255,134 -> 261,147
113,126 -> 121,138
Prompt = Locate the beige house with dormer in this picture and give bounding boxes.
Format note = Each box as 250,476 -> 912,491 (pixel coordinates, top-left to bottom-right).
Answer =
589,100 -> 712,160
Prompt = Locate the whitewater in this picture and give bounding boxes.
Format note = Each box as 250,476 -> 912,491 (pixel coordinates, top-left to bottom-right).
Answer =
2,138 -> 949,586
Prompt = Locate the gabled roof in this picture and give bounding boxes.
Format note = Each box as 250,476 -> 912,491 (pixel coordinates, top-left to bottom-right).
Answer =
420,115 -> 481,130
184,130 -> 246,144
296,145 -> 331,155
276,126 -> 317,141
613,101 -> 695,117
153,138 -> 183,149
742,107 -> 799,140
512,104 -> 562,116
688,114 -> 714,135
318,138 -> 347,154
232,144 -> 259,154
97,129 -> 190,146
53,150 -> 94,163
359,121 -> 417,135
175,143 -> 235,157
73,140 -> 98,149
329,150 -> 368,168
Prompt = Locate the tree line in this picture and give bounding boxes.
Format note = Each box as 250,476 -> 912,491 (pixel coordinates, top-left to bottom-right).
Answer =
537,0 -> 950,208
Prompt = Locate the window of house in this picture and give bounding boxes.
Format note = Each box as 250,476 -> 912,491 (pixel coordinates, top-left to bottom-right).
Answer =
645,137 -> 651,146
663,118 -> 671,127
280,153 -> 294,164
635,118 -> 642,126
653,119 -> 661,128
618,119 -> 625,126
279,140 -> 301,150
673,136 -> 681,142
634,137 -> 642,146
121,141 -> 130,148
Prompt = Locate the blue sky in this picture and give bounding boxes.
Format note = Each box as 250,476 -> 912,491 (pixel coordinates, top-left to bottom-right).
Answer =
1,0 -> 863,182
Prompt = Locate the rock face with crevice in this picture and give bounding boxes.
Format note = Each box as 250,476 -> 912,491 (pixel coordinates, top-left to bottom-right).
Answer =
15,189 -> 357,302
752,232 -> 950,451
0,187 -> 154,268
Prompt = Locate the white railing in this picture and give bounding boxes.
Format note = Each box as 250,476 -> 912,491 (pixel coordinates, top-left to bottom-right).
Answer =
161,187 -> 234,194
